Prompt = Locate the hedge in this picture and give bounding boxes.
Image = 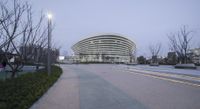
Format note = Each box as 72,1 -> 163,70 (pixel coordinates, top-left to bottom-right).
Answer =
0,65 -> 62,109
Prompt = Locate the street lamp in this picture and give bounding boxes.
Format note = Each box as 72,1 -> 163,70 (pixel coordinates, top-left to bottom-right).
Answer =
47,13 -> 53,20
47,12 -> 52,75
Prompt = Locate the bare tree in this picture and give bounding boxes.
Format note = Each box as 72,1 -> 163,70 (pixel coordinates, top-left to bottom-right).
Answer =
0,0 -> 28,78
168,26 -> 193,64
129,48 -> 136,63
0,0 -> 49,78
149,43 -> 162,64
0,1 -> 14,49
20,12 -> 47,63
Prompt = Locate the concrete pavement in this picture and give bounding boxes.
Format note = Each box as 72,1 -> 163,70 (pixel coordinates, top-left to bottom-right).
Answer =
72,66 -> 147,109
30,64 -> 200,109
30,66 -> 80,109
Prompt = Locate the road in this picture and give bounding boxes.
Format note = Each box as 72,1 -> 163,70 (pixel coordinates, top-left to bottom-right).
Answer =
30,64 -> 200,109
125,65 -> 200,76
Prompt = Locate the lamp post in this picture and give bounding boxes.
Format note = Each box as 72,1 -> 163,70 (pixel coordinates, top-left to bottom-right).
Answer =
47,13 -> 52,75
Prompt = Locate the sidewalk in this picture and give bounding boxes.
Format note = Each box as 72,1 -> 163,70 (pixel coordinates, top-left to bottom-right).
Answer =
30,66 -> 80,109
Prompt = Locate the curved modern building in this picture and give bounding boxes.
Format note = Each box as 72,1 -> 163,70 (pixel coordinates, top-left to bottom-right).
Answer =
72,34 -> 136,63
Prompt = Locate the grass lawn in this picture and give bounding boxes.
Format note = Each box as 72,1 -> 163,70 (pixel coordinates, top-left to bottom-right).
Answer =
0,65 -> 62,109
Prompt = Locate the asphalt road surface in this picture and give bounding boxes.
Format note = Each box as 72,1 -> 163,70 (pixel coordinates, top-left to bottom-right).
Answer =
31,64 -> 200,109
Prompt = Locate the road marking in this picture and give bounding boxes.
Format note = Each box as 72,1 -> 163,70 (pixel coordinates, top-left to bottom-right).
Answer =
118,67 -> 200,88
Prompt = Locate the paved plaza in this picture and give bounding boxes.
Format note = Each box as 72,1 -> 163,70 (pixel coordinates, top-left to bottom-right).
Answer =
30,64 -> 200,109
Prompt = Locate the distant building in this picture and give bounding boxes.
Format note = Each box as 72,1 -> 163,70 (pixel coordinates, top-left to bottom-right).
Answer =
58,56 -> 65,60
188,48 -> 200,64
57,56 -> 65,62
0,50 -> 18,62
72,34 -> 136,63
19,45 -> 59,64
65,56 -> 78,64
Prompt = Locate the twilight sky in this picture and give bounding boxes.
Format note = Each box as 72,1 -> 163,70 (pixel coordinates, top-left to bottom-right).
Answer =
29,0 -> 200,57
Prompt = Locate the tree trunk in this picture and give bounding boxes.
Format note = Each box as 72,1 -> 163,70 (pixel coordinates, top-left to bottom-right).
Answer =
11,70 -> 16,78
36,65 -> 39,70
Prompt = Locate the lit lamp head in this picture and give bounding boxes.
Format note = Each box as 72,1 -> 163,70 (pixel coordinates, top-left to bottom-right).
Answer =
47,13 -> 53,20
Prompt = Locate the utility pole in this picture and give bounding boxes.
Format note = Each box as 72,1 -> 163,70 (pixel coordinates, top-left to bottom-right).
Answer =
47,13 -> 52,75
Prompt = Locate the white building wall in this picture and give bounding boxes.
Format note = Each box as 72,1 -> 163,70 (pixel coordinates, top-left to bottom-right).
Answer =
72,34 -> 136,63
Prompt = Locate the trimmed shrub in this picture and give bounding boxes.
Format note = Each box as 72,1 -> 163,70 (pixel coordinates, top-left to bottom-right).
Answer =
0,65 -> 62,109
174,64 -> 197,69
